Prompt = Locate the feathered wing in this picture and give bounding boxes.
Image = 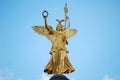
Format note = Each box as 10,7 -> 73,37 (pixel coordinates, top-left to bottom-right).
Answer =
32,26 -> 56,43
64,28 -> 77,39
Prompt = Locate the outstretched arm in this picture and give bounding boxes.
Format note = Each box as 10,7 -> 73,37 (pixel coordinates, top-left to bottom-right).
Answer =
42,10 -> 54,34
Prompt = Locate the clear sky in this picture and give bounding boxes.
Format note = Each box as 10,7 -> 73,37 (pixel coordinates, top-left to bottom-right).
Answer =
0,0 -> 120,80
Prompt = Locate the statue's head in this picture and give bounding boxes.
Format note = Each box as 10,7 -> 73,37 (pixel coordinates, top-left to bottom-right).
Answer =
56,19 -> 64,31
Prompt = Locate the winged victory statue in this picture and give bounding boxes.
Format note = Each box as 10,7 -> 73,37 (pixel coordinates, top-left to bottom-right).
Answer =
33,3 -> 77,74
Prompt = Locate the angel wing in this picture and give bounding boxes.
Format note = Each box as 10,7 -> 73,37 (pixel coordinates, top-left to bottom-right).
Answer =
63,28 -> 77,39
32,26 -> 56,43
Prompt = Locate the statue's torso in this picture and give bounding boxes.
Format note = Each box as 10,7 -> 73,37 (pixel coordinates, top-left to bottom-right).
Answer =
50,31 -> 67,54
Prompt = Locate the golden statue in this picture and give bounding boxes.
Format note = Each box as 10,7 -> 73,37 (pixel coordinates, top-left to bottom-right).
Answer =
33,4 -> 77,74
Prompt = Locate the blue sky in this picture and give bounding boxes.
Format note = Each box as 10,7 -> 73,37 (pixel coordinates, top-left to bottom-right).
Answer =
0,0 -> 120,80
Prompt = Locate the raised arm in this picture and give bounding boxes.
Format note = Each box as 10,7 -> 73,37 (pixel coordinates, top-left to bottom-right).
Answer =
32,11 -> 56,43
42,11 -> 48,29
42,10 -> 54,34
